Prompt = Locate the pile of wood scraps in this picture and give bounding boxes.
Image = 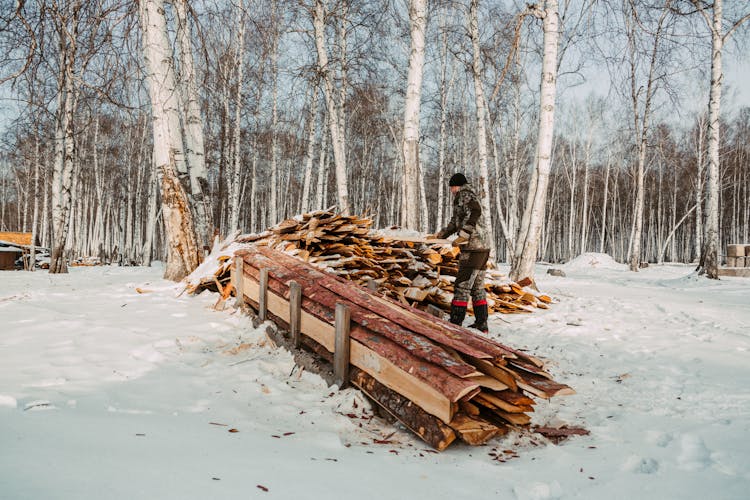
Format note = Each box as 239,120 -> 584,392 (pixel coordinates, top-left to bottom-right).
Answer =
187,209 -> 552,316
233,246 -> 575,451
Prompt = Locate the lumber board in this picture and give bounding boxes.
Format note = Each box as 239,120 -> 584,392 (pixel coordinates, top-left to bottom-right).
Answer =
239,272 -> 463,423
465,374 -> 509,392
351,369 -> 457,451
241,270 -> 479,403
718,267 -> 750,277
490,409 -> 531,426
467,356 -> 518,392
447,413 -> 506,445
516,371 -> 576,400
241,249 -> 480,378
490,389 -> 535,408
478,391 -> 534,414
253,245 -> 510,360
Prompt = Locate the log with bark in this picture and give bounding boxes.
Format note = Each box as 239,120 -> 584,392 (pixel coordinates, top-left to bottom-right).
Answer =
229,244 -> 575,451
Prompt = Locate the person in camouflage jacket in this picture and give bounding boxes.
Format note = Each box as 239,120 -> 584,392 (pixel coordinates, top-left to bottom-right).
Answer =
434,173 -> 490,333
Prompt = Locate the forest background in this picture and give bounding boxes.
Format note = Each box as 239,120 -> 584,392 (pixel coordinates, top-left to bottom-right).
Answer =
1,0 -> 748,281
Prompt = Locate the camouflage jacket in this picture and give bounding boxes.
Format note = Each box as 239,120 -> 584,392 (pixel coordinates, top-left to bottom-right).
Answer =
437,184 -> 490,251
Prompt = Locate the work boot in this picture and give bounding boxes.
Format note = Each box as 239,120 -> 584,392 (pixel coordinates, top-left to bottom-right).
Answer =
449,302 -> 467,326
469,302 -> 488,333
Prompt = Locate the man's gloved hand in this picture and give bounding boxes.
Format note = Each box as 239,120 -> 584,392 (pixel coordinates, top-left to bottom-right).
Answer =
457,225 -> 474,241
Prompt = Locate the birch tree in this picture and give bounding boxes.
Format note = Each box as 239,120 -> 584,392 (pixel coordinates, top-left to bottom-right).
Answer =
624,1 -> 672,272
228,0 -> 245,234
300,82 -> 320,214
139,0 -> 201,281
511,0 -> 560,284
49,1 -> 81,274
401,0 -> 427,230
175,0 -> 209,248
468,0 -> 495,256
690,0 -> 750,278
312,0 -> 349,213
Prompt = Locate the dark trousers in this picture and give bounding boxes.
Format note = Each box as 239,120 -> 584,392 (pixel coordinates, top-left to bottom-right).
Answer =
452,249 -> 490,307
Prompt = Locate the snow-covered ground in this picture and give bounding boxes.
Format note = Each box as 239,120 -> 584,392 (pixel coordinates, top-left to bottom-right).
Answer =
1,257 -> 748,499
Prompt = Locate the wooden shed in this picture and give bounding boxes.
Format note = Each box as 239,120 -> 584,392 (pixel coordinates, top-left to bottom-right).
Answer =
0,232 -> 33,270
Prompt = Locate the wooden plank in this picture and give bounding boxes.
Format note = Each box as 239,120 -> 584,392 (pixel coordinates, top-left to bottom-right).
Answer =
242,249 -> 480,377
238,273 -> 460,423
289,281 -> 302,348
252,246 -> 509,360
727,244 -> 745,257
351,369 -> 456,451
465,374 -> 509,392
233,256 -> 244,309
507,359 -> 553,380
447,413 -> 505,446
403,287 -> 430,301
719,267 -> 750,277
490,389 -> 535,408
490,409 -> 531,426
478,392 -> 533,413
467,356 -> 518,391
334,303 -> 351,388
516,372 -> 576,400
378,235 -> 451,244
259,267 -> 269,321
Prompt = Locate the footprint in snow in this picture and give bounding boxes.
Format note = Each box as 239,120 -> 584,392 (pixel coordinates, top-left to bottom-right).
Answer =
676,434 -> 713,471
622,455 -> 660,474
645,430 -> 673,447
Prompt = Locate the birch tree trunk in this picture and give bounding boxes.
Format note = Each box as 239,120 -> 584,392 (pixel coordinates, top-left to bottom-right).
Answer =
269,0 -> 280,226
300,83 -> 319,214
600,155 -> 611,254
313,0 -> 349,213
30,124 -> 40,271
401,0 -> 427,230
691,0 -> 750,277
139,0 -> 201,281
436,11 -> 452,230
469,0 -> 495,256
510,0 -> 559,284
580,136 -> 591,254
315,115 -> 329,210
702,1 -> 723,277
626,2 -> 670,272
50,4 -> 79,274
229,0 -> 245,233
143,163 -> 159,266
175,0 -> 209,248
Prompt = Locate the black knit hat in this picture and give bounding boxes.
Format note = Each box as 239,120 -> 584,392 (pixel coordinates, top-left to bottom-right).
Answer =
448,173 -> 467,186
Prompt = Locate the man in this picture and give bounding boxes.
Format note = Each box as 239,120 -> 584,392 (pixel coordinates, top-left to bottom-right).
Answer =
434,173 -> 491,333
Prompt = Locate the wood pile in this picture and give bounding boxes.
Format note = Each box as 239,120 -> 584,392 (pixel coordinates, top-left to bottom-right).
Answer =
233,245 -> 575,451
189,209 -> 552,316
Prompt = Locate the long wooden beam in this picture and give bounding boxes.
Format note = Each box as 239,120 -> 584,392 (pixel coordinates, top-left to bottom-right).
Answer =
242,248 -> 480,377
238,270 -> 463,424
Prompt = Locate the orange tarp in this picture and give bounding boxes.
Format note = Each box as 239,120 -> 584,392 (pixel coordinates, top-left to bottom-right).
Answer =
0,232 -> 32,246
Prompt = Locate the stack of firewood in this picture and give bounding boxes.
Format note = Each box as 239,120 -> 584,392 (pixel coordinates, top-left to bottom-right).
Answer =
188,209 -> 552,316
233,245 -> 575,450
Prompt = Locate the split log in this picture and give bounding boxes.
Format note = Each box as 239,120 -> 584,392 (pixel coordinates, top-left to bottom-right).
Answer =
447,413 -> 507,446
351,369 -> 457,451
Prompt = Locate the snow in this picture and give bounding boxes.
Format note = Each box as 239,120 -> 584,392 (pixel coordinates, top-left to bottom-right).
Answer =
1,263 -> 749,499
563,252 -> 627,271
